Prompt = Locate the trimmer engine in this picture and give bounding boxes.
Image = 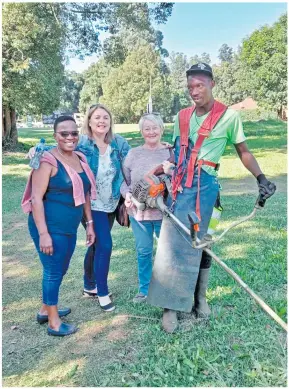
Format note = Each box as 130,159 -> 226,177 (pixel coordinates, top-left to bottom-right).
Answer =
131,175 -> 167,211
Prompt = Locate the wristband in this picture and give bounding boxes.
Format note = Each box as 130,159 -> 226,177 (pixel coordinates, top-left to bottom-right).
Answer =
86,220 -> 93,225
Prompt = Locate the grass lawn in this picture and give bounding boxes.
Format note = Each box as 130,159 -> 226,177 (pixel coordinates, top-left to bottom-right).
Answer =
2,119 -> 287,387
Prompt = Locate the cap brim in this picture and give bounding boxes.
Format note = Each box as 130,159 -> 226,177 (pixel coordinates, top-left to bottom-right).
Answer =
186,69 -> 213,77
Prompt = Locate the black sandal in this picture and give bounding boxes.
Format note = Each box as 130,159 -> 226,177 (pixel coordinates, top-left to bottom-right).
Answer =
82,290 -> 112,298
99,302 -> 115,312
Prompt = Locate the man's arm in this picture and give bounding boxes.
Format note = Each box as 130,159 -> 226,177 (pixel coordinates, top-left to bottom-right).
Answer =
234,141 -> 262,177
234,141 -> 276,199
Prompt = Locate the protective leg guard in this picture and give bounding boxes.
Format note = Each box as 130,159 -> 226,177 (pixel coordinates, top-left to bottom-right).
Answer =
193,268 -> 211,318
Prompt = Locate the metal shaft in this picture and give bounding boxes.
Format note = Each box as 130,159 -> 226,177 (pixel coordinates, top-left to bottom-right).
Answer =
205,246 -> 288,332
164,208 -> 288,332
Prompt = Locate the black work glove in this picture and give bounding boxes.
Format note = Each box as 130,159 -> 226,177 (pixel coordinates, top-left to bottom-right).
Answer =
257,174 -> 276,199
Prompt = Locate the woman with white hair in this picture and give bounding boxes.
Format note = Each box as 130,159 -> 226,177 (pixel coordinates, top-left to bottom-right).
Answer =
121,113 -> 173,303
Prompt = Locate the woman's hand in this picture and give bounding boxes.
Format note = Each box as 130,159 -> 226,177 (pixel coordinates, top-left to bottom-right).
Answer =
26,146 -> 36,159
161,142 -> 173,148
124,192 -> 134,209
162,161 -> 175,176
86,224 -> 95,247
39,232 -> 53,255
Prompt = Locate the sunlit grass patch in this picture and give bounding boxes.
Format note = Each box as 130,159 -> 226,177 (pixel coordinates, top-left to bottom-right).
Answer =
3,358 -> 86,387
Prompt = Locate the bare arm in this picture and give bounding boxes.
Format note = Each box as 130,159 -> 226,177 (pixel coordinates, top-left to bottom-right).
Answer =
83,192 -> 95,247
120,163 -> 132,197
120,156 -> 135,209
31,162 -> 54,255
234,141 -> 276,199
234,141 -> 262,177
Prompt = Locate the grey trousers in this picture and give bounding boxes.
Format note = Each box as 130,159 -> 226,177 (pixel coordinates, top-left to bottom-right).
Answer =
147,169 -> 219,312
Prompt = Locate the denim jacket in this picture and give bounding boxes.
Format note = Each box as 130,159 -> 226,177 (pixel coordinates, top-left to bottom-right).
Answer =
77,134 -> 130,200
42,134 -> 130,200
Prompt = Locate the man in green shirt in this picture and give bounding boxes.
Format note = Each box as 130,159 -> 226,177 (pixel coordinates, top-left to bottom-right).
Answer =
147,63 -> 276,333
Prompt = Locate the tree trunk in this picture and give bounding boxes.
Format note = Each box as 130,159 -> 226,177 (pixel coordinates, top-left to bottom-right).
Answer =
10,108 -> 18,145
2,110 -> 5,139
4,106 -> 12,140
3,106 -> 18,146
277,106 -> 283,120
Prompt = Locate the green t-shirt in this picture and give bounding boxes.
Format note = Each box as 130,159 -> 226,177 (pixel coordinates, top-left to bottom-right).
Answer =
172,107 -> 246,176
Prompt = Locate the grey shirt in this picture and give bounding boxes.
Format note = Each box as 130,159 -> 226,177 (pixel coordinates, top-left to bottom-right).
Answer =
120,145 -> 171,221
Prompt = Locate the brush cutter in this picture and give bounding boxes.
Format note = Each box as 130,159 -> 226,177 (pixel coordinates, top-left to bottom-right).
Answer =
131,172 -> 287,332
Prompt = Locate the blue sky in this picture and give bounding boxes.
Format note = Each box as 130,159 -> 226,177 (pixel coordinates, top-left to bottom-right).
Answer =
66,2 -> 287,72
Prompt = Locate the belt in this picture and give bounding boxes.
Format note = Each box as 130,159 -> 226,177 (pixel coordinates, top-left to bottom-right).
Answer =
171,159 -> 219,221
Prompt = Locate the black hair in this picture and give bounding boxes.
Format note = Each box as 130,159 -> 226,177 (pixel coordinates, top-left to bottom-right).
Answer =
53,116 -> 76,132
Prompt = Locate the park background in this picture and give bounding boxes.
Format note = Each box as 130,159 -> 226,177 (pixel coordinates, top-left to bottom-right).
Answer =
2,2 -> 287,387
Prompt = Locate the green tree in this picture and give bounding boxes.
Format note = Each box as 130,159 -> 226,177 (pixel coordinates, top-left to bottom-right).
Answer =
58,71 -> 84,112
2,3 -> 64,145
103,28 -> 169,67
100,45 -> 172,123
213,56 -> 248,105
79,59 -> 112,113
2,2 -> 174,145
218,43 -> 233,63
76,3 -> 174,113
51,2 -> 174,59
240,13 -> 287,118
189,53 -> 211,66
168,52 -> 191,115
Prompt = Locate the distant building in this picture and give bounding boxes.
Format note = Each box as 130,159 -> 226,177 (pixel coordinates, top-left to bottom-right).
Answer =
73,113 -> 84,128
230,97 -> 258,111
42,111 -> 73,125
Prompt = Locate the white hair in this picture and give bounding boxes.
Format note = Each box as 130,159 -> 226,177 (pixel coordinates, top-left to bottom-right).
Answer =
138,113 -> 164,132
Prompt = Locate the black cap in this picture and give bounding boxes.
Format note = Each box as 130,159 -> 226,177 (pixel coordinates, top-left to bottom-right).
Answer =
186,63 -> 213,79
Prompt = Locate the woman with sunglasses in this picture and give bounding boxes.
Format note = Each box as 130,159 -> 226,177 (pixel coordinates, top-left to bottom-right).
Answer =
28,105 -> 130,312
120,113 -> 173,303
22,116 -> 96,336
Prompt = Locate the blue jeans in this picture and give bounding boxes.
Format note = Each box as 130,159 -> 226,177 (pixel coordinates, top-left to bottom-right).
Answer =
83,210 -> 112,296
29,224 -> 76,306
129,217 -> 162,295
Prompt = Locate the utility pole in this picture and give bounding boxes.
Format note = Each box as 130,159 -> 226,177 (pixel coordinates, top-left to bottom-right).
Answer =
147,75 -> 153,113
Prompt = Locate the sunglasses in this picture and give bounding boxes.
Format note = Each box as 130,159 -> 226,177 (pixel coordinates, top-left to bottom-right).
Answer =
56,131 -> 79,138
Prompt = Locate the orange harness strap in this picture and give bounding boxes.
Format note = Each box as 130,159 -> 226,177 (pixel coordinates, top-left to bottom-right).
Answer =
171,106 -> 196,201
185,101 -> 227,188
171,100 -> 227,220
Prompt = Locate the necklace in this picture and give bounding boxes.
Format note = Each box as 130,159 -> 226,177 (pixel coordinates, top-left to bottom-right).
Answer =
57,146 -> 75,162
56,147 -> 82,172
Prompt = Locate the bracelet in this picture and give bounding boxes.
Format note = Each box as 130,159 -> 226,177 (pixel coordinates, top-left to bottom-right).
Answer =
86,220 -> 93,225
